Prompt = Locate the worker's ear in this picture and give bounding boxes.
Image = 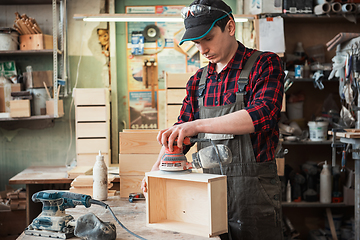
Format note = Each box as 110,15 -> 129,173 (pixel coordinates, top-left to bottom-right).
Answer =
227,19 -> 236,36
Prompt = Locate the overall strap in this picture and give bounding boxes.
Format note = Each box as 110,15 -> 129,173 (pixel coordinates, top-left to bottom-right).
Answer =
237,50 -> 262,94
198,65 -> 208,107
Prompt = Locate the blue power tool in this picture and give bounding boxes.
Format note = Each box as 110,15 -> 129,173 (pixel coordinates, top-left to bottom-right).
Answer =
25,190 -> 94,239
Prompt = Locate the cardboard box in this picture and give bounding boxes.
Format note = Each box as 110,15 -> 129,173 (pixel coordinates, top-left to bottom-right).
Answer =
46,99 -> 64,116
146,171 -> 227,237
10,100 -> 31,117
250,0 -> 283,14
19,34 -> 53,50
23,70 -> 53,89
0,83 -> 22,112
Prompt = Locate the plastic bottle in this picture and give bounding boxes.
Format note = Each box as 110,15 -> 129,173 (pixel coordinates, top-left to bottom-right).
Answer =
320,161 -> 332,204
303,60 -> 310,78
286,180 -> 292,202
93,150 -> 108,201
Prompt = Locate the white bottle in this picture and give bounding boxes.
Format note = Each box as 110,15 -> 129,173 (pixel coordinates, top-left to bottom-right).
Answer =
286,180 -> 292,202
320,161 -> 332,203
93,150 -> 108,201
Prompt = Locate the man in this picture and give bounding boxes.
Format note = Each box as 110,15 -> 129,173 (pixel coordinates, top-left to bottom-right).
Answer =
142,0 -> 284,239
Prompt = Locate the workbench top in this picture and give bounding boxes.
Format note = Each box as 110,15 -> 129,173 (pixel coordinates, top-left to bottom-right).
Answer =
17,196 -> 220,240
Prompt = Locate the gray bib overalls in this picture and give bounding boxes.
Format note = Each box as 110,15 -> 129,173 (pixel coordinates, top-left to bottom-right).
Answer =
197,51 -> 283,240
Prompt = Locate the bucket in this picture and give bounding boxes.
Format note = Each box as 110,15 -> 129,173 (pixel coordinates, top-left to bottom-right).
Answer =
308,121 -> 328,141
0,28 -> 19,51
287,101 -> 304,120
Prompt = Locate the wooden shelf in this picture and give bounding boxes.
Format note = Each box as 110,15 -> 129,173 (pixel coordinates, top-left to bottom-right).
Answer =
282,201 -> 353,208
0,49 -> 62,55
0,115 -> 62,130
0,0 -> 59,5
282,140 -> 333,145
0,115 -> 59,122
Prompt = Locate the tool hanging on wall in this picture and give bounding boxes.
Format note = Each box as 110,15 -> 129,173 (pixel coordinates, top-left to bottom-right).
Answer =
131,24 -> 165,55
143,58 -> 157,108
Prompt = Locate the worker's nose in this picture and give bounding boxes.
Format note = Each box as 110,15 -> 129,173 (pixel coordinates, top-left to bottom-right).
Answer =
197,43 -> 208,56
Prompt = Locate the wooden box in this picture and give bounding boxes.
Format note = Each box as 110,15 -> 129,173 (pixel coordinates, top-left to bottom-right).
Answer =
76,138 -> 109,154
165,73 -> 192,88
46,99 -> 64,116
119,130 -> 161,154
146,171 -> 228,237
77,153 -> 110,167
19,34 -> 52,50
166,89 -> 186,104
119,154 -> 158,176
76,122 -> 109,138
74,88 -> 109,106
23,70 -> 53,89
120,175 -> 144,198
0,83 -> 21,113
10,100 -> 30,117
76,106 -> 109,122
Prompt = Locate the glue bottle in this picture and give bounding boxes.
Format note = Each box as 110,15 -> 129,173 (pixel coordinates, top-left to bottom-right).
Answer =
320,161 -> 332,204
93,150 -> 108,201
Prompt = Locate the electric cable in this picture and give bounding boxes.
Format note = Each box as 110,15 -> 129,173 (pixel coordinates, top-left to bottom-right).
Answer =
90,199 -> 147,240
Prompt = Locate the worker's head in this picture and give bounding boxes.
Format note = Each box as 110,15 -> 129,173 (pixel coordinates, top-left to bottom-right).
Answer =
180,0 -> 237,64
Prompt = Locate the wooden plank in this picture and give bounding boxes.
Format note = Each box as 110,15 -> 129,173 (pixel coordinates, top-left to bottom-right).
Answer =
119,131 -> 161,154
147,176 -> 167,223
119,154 -> 158,175
77,153 -> 110,167
76,139 -> 109,154
119,175 -> 144,198
209,178 -> 228,237
71,175 -> 116,187
74,88 -> 109,106
67,166 -> 93,179
165,72 -> 192,88
76,122 -> 109,138
76,106 -> 109,122
146,171 -> 225,182
166,89 -> 186,104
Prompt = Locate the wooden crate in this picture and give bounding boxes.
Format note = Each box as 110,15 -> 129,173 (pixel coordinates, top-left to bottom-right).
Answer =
74,88 -> 109,106
120,175 -> 144,198
10,100 -> 30,117
166,89 -> 186,104
119,154 -> 158,176
76,106 -> 109,122
119,131 -> 161,154
77,153 -> 110,167
76,122 -> 109,138
165,73 -> 192,88
76,138 -> 109,154
146,171 -> 227,237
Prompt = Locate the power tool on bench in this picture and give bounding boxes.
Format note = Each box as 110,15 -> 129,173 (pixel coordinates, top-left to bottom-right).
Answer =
24,190 -> 145,240
159,137 -> 232,174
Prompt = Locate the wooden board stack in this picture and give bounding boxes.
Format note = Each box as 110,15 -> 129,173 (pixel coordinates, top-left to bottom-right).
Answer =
13,12 -> 42,35
70,175 -> 116,197
7,188 -> 26,211
119,129 -> 161,198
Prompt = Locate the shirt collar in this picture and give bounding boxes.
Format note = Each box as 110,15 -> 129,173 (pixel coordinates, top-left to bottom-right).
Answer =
207,41 -> 247,76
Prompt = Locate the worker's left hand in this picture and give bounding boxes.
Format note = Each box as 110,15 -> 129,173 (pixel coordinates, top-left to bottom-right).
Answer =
157,120 -> 199,152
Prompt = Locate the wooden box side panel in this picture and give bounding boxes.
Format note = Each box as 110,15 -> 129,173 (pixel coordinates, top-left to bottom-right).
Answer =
209,178 -> 228,236
119,132 -> 160,154
77,153 -> 110,167
10,100 -> 30,117
74,88 -> 109,106
147,176 -> 167,223
120,175 -> 144,198
166,179 -> 209,225
119,154 -> 157,175
76,122 -> 109,138
76,106 -> 109,122
166,89 -> 186,104
165,72 -> 192,88
76,139 -> 109,154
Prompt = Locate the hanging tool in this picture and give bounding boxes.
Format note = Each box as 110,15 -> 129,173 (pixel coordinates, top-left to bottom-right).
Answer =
25,190 -> 146,240
142,58 -> 157,108
159,137 -> 232,175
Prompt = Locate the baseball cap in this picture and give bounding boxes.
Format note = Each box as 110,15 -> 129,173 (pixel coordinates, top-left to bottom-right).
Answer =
179,0 -> 233,45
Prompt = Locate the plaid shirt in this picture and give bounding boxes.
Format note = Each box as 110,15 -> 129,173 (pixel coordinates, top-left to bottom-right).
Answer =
177,42 -> 285,162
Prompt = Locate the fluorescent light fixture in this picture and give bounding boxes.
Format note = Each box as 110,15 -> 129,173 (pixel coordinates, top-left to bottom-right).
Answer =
73,14 -> 253,23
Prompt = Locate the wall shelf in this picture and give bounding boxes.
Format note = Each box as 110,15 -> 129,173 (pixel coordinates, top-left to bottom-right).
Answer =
282,201 -> 353,208
0,49 -> 62,55
0,115 -> 61,130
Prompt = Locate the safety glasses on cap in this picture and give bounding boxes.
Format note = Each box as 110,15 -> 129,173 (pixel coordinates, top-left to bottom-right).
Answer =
181,4 -> 231,19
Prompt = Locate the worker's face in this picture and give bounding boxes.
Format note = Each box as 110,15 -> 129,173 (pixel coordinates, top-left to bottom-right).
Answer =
192,20 -> 235,65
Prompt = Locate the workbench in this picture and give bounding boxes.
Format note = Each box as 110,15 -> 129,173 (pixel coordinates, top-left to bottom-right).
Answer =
16,196 -> 219,240
9,166 -> 73,226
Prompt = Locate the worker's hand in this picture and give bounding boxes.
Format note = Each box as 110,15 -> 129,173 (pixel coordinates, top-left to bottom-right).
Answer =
141,177 -> 147,197
157,121 -> 199,152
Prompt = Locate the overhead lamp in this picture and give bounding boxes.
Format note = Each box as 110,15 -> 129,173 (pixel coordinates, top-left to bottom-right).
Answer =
73,14 -> 253,23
